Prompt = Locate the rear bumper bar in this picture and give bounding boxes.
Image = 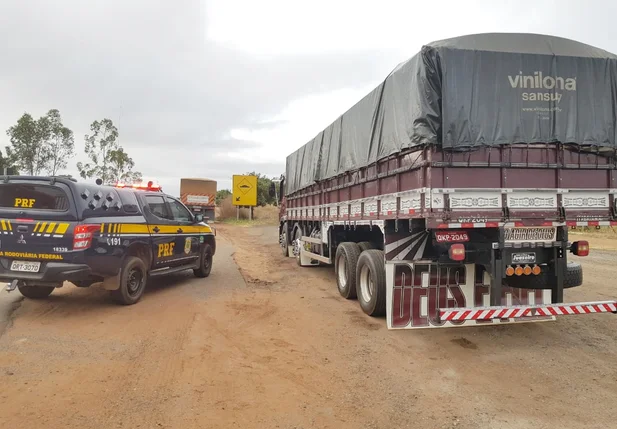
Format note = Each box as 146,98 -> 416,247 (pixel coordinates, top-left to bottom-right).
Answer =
440,301 -> 617,322
0,260 -> 92,284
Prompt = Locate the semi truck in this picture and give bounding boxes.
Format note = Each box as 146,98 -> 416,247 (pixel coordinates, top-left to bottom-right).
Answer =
275,33 -> 617,330
179,178 -> 217,221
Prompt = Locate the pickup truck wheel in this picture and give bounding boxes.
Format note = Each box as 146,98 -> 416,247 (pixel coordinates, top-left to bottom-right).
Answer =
193,244 -> 213,278
111,256 -> 148,305
335,242 -> 361,299
18,285 -> 54,299
356,249 -> 386,317
505,262 -> 583,290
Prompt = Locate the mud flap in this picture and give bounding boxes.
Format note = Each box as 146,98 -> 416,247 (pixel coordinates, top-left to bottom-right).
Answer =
99,273 -> 121,291
385,262 -> 555,330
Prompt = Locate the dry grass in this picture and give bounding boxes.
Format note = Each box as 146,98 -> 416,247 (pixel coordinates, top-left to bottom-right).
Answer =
215,196 -> 280,225
569,226 -> 617,239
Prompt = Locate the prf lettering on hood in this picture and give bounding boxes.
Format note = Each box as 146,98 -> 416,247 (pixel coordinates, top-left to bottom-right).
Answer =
508,71 -> 576,103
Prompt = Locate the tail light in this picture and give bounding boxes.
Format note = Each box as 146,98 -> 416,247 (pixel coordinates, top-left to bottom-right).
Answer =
514,266 -> 524,276
73,224 -> 101,250
448,244 -> 465,261
523,265 -> 532,275
505,266 -> 515,276
532,265 -> 542,275
571,240 -> 589,257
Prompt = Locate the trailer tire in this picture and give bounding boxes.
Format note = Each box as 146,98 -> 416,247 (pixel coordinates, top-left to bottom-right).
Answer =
505,262 -> 583,290
280,222 -> 289,257
564,262 -> 583,288
356,249 -> 386,317
335,242 -> 361,299
357,241 -> 374,251
293,225 -> 304,266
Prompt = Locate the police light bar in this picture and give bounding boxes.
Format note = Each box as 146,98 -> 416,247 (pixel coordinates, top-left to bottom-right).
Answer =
115,180 -> 162,192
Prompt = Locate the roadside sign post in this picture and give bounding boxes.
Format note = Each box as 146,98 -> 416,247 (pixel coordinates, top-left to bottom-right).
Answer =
232,175 -> 258,221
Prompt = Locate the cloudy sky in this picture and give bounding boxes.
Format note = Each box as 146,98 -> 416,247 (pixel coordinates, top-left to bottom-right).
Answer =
1,0 -> 616,196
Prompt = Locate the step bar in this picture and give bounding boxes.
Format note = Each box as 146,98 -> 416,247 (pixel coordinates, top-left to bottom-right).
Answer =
439,301 -> 617,322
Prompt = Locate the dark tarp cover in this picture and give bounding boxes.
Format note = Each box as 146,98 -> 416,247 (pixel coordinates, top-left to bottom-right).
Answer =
285,33 -> 617,195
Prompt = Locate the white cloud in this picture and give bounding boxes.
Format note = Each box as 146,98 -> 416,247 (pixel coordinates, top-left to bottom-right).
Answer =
205,0 -> 541,57
222,85 -> 376,164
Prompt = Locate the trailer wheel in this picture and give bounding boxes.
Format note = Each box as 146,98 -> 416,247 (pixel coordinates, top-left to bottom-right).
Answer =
293,225 -> 304,266
564,262 -> 583,288
279,222 -> 289,257
505,261 -> 583,290
357,241 -> 374,251
335,242 -> 361,299
356,250 -> 386,317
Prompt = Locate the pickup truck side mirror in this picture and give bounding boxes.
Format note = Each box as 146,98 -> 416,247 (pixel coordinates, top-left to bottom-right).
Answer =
194,213 -> 204,223
269,182 -> 276,198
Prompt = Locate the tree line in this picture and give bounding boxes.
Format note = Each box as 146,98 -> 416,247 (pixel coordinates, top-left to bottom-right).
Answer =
1,109 -> 141,183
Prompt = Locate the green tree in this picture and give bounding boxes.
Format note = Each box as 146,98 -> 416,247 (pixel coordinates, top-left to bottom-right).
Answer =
245,171 -> 277,206
77,118 -> 141,184
5,109 -> 75,176
44,109 -> 75,176
108,147 -> 142,183
216,189 -> 232,205
5,112 -> 52,175
0,149 -> 18,175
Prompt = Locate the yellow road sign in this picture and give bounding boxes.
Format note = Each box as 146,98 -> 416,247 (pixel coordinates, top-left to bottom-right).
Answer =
232,175 -> 258,206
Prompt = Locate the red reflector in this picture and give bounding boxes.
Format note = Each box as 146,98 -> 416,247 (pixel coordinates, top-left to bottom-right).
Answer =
449,243 -> 465,261
572,240 -> 589,257
435,231 -> 470,243
15,218 -> 34,223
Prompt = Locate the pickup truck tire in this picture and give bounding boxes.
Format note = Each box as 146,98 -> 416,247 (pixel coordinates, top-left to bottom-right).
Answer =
356,249 -> 386,317
18,285 -> 54,299
505,262 -> 583,290
335,242 -> 361,299
357,241 -> 374,251
111,256 -> 148,305
193,244 -> 213,278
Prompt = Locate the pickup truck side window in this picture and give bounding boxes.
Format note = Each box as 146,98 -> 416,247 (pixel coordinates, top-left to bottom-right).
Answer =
166,197 -> 192,223
145,195 -> 172,220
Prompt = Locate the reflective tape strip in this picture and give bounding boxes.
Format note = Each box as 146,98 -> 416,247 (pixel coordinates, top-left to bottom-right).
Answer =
566,221 -> 617,227
440,301 -> 617,322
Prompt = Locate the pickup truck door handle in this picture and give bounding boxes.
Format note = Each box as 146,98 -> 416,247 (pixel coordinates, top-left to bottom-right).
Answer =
17,225 -> 28,233
177,228 -> 183,233
152,226 -> 160,233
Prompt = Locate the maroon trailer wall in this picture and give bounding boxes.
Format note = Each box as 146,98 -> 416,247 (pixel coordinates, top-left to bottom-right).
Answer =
285,144 -> 617,228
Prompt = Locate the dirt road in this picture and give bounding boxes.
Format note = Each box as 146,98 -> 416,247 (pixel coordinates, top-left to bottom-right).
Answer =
0,225 -> 616,429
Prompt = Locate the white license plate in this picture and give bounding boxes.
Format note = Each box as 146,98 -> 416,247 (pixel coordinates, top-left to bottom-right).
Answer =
504,227 -> 556,242
10,260 -> 41,273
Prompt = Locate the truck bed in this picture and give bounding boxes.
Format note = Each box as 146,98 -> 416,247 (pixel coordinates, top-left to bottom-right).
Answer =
284,144 -> 617,229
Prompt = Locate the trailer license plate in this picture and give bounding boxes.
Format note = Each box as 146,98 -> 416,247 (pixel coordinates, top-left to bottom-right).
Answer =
504,227 -> 556,242
435,231 -> 469,243
10,260 -> 41,273
512,252 -> 536,264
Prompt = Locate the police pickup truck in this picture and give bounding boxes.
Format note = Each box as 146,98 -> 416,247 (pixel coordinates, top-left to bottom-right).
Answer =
0,175 -> 216,305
